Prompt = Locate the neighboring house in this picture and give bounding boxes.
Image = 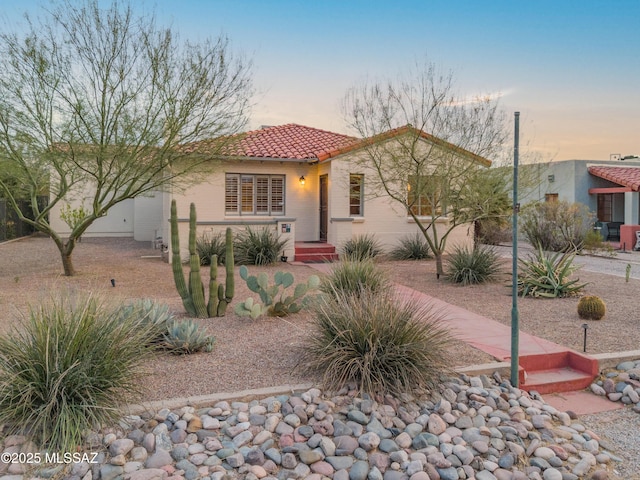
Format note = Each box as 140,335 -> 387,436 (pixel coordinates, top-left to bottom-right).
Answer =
50,123 -> 491,260
166,123 -> 487,261
521,158 -> 640,248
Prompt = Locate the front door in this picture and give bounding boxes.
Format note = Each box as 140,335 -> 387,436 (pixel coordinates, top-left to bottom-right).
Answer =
319,174 -> 328,242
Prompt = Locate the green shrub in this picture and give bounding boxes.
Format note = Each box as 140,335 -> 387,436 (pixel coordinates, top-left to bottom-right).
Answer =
0,294 -> 155,451
475,218 -> 512,246
446,245 -> 502,285
577,295 -> 606,320
164,319 -> 215,354
301,289 -> 454,397
389,233 -> 431,260
582,229 -> 617,257
520,201 -> 595,252
196,231 -> 226,265
235,266 -> 320,318
341,233 -> 383,261
320,259 -> 389,298
235,226 -> 288,265
518,246 -> 587,298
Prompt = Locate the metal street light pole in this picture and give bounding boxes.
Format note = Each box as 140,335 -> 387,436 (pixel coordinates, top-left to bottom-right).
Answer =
511,112 -> 520,387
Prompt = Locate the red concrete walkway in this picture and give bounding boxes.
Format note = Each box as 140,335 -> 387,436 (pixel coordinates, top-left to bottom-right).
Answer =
304,262 -> 621,412
393,284 -> 568,362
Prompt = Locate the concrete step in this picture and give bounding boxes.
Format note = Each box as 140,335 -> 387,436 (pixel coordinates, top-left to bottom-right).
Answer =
519,350 -> 599,394
294,242 -> 339,262
294,252 -> 340,263
294,242 -> 337,255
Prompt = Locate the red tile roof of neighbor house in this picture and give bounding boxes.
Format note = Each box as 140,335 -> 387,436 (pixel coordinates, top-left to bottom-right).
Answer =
588,166 -> 640,191
180,123 -> 492,165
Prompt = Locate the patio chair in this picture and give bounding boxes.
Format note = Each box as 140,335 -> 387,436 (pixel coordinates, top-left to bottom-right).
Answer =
607,222 -> 622,241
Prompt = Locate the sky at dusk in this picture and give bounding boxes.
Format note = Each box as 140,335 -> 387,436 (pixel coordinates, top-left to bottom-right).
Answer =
2,0 -> 639,161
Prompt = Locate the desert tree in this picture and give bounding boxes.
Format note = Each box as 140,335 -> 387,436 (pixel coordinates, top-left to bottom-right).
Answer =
342,60 -> 510,277
0,0 -> 252,275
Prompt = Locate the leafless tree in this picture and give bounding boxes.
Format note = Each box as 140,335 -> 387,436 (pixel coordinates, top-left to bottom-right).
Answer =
343,60 -> 510,277
0,0 -> 253,275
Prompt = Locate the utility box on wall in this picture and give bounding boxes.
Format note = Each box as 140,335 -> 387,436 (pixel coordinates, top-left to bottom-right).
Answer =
276,219 -> 296,261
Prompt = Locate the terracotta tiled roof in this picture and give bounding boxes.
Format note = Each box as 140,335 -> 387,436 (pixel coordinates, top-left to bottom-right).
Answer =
182,124 -> 357,160
588,166 -> 640,191
316,124 -> 492,166
180,123 -> 492,166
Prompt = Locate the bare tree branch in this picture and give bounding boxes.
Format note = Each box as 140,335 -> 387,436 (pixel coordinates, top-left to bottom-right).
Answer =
342,59 -> 509,277
0,0 -> 253,275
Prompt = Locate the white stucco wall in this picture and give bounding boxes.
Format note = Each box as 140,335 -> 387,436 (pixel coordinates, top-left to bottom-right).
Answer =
49,183 -> 136,238
324,147 -> 474,253
169,160 -> 319,259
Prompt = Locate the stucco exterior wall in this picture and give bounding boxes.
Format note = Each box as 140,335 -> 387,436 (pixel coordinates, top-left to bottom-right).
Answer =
325,149 -> 474,253
520,159 -> 640,224
49,183 -> 136,238
169,160 -> 318,259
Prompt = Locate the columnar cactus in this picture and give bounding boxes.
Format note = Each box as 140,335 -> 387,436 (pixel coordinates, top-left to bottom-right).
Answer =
208,228 -> 235,316
170,200 -> 234,318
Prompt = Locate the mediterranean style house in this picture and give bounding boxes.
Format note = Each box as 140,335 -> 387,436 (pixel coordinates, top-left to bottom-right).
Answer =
50,123 -> 490,261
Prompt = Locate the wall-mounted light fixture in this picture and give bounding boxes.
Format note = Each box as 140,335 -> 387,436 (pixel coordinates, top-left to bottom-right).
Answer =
548,174 -> 555,183
299,175 -> 305,185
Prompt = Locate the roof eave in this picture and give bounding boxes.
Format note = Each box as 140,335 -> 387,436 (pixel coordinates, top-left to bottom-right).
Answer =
211,154 -> 318,164
317,125 -> 492,166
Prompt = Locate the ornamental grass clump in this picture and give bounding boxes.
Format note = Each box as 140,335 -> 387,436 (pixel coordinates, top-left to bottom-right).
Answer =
0,294 -> 155,451
302,289 -> 454,397
319,259 -> 389,299
341,233 -> 384,261
389,233 -> 431,260
234,226 -> 288,265
445,245 -> 502,285
196,231 -> 227,265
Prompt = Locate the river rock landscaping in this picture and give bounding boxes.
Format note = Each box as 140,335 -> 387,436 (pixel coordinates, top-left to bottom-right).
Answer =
2,370 -> 633,480
590,360 -> 640,408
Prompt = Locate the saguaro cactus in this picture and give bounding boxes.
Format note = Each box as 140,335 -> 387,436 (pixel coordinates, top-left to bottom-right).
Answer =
170,200 -> 234,317
208,227 -> 235,316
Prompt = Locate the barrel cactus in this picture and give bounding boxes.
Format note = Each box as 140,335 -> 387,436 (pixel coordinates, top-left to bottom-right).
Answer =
577,295 -> 606,320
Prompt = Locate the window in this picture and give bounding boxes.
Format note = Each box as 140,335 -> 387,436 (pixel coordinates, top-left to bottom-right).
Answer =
225,174 -> 285,215
349,174 -> 364,216
407,175 -> 443,216
545,193 -> 558,203
597,194 -> 613,222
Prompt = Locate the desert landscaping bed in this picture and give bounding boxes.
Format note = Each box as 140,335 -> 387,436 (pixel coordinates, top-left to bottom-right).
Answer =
0,235 -> 638,402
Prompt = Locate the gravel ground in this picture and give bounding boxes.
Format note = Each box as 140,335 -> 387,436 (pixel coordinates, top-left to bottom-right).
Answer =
580,408 -> 640,479
1,235 -> 639,477
0,235 -> 490,401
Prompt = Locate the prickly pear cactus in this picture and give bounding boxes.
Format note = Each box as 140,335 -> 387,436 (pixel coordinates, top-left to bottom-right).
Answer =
235,266 -> 319,318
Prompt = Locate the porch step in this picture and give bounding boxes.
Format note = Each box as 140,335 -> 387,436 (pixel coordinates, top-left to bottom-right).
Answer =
294,242 -> 339,263
518,351 -> 599,395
